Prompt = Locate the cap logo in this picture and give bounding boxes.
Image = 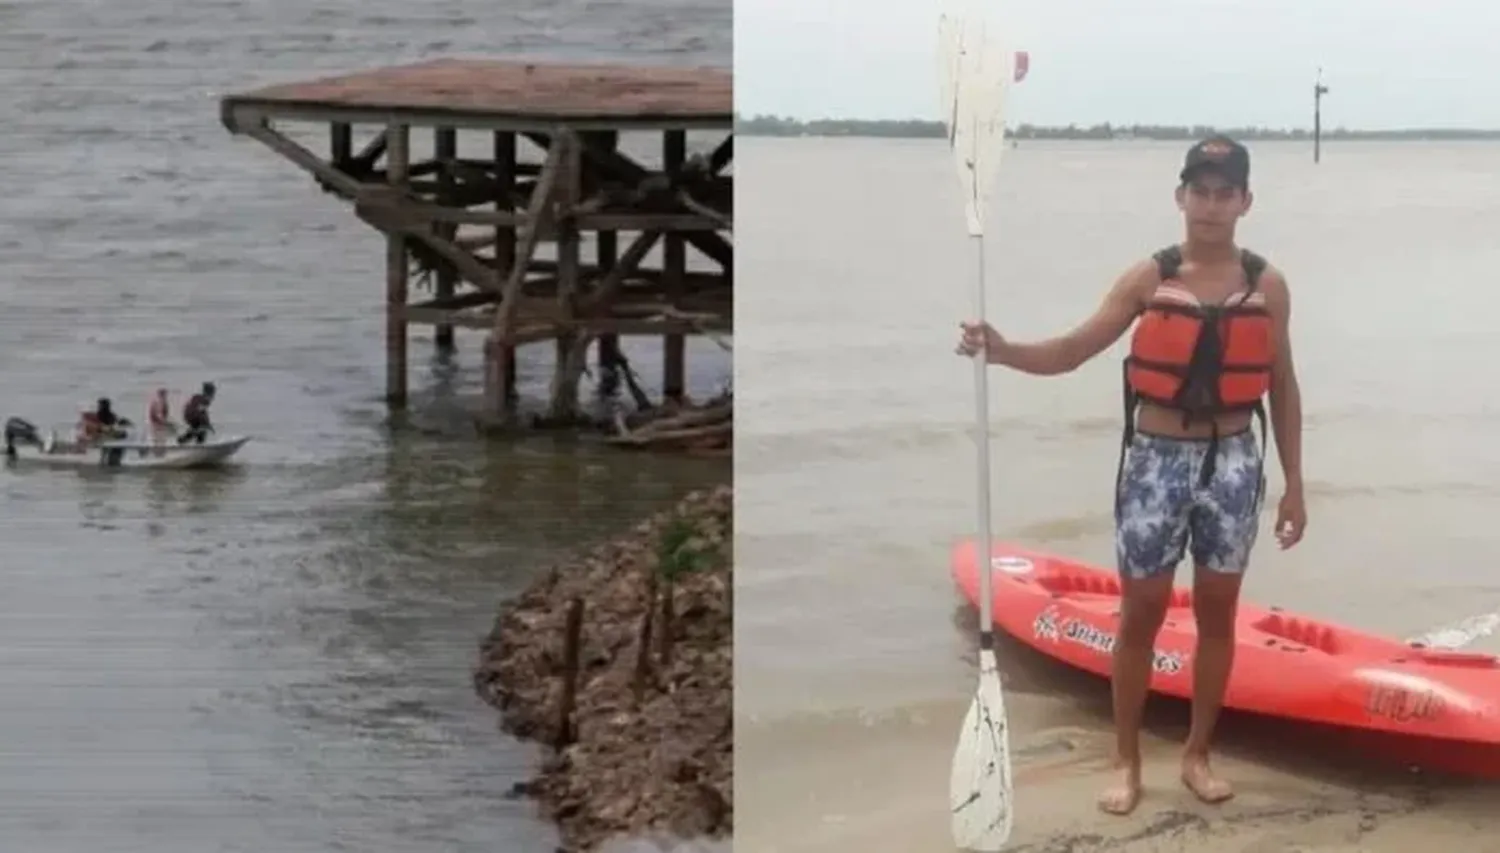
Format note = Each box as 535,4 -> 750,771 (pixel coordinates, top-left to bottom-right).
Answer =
1198,141 -> 1231,159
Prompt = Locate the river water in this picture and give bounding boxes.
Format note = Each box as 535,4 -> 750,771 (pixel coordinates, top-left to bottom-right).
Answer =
0,2 -> 728,851
736,137 -> 1500,851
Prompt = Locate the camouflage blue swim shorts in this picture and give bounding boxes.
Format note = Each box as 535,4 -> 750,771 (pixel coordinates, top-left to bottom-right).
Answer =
1114,430 -> 1265,580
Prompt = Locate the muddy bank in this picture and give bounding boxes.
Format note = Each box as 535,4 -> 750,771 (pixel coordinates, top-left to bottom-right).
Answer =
475,484 -> 732,852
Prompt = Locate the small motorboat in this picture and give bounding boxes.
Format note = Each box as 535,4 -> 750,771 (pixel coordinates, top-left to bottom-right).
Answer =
3,416 -> 250,470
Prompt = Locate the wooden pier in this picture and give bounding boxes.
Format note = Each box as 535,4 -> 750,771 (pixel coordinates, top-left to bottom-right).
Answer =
219,59 -> 733,422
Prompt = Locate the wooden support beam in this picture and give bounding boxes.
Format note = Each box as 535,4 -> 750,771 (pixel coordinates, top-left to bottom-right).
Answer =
486,132 -> 563,412
496,139 -> 562,329
409,274 -> 728,314
352,129 -> 387,173
409,290 -> 498,312
548,131 -> 586,421
365,199 -> 721,232
406,286 -> 727,323
404,307 -> 497,329
356,202 -> 501,292
663,130 -> 687,401
401,305 -> 733,336
490,131 -> 519,407
433,126 -> 458,352
677,191 -> 731,231
523,261 -> 723,292
331,123 -> 352,164
246,123 -> 365,198
580,230 -> 663,313
385,123 -> 410,407
592,130 -> 623,392
708,135 -> 733,175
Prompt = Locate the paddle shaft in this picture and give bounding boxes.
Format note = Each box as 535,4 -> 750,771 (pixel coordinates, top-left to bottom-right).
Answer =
969,233 -> 995,648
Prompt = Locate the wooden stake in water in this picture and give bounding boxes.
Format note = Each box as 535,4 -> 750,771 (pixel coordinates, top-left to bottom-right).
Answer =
1313,67 -> 1330,164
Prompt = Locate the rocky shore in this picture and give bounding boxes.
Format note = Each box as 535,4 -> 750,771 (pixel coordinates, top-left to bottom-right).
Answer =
474,484 -> 732,852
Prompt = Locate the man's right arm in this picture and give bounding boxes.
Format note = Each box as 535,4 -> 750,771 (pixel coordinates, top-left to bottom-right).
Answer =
989,259 -> 1154,376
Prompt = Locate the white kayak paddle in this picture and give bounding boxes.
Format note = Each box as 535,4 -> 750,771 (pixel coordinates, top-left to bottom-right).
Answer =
940,1 -> 1027,849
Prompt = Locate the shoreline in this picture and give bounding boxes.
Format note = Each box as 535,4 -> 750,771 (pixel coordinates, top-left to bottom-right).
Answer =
474,484 -> 732,852
732,117 -> 1500,141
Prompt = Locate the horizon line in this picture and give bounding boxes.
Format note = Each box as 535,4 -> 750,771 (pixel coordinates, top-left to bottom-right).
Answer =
732,114 -> 1500,134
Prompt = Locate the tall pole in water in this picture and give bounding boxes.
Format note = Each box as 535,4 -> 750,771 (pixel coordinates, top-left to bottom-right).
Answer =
1313,67 -> 1329,164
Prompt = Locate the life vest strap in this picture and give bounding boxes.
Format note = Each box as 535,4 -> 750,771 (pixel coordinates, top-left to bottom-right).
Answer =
1152,244 -> 1268,294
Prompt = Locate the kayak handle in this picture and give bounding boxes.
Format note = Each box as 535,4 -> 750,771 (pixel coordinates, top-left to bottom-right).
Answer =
1397,649 -> 1498,668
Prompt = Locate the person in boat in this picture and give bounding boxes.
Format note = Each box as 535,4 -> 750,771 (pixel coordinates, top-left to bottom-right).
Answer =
146,387 -> 175,444
178,382 -> 215,445
77,397 -> 125,444
954,135 -> 1306,815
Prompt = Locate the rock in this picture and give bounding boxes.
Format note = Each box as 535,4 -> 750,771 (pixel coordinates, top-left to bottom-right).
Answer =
475,484 -> 732,852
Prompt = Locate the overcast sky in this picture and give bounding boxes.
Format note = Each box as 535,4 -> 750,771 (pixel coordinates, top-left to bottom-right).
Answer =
735,0 -> 1500,128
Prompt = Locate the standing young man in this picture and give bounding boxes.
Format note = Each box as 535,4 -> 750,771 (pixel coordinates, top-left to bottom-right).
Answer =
955,135 -> 1307,814
179,381 -> 216,445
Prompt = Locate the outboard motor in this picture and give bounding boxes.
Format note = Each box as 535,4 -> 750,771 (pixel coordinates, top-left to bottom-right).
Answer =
4,417 -> 41,460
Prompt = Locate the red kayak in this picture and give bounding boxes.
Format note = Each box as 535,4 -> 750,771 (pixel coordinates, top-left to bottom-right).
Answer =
951,540 -> 1500,778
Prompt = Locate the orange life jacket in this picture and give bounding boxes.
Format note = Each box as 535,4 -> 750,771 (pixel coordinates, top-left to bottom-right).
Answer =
1124,245 -> 1273,418
1115,245 -> 1274,494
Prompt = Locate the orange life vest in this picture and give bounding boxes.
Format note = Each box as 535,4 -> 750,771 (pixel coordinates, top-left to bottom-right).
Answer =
1124,245 -> 1273,418
1115,245 -> 1274,495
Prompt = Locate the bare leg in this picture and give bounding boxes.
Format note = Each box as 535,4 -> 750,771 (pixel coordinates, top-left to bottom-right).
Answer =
1181,565 -> 1243,804
1099,573 -> 1173,815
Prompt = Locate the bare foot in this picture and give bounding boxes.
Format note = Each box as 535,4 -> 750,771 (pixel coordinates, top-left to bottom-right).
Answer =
1096,764 -> 1143,816
1180,753 -> 1233,804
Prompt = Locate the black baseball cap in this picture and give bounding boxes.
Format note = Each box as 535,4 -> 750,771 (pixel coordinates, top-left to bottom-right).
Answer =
1179,134 -> 1250,189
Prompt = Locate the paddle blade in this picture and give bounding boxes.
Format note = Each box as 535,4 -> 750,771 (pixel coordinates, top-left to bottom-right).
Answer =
937,9 -> 961,118
939,3 -> 1020,237
949,648 -> 1013,851
1407,611 -> 1500,650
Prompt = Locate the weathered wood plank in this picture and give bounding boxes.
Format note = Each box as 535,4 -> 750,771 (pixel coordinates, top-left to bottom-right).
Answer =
385,122 -> 410,406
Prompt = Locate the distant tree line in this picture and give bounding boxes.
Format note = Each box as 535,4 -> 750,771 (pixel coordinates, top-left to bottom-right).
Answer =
733,115 -> 1500,141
